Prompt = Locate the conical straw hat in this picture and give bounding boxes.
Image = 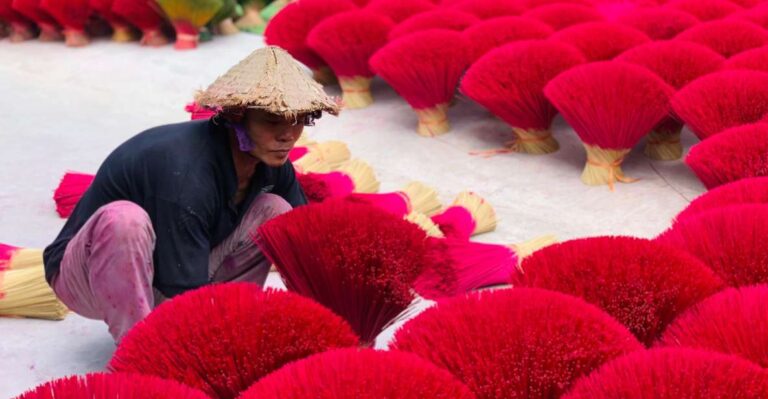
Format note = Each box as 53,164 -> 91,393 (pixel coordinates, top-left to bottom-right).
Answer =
195,46 -> 340,117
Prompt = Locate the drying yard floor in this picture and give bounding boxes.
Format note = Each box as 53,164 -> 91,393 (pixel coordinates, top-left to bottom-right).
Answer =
0,33 -> 705,397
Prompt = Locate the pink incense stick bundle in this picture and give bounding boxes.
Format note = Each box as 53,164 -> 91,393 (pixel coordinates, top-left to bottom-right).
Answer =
564,348 -> 768,399
89,0 -> 135,42
370,30 -> 471,137
240,348 -> 476,399
288,140 -> 350,169
112,0 -> 168,46
430,191 -> 496,240
12,0 -> 62,41
450,0 -> 524,19
665,0 -> 743,21
659,285 -> 768,367
732,3 -> 768,29
685,123 -> 768,189
616,41 -> 725,160
110,284 -> 358,398
511,236 -> 723,345
656,204 -> 768,286
461,40 -> 586,155
264,0 -> 357,85
53,171 -> 95,218
296,159 -> 380,203
0,0 -> 36,42
414,235 -> 557,299
184,102 -> 217,120
723,45 -> 768,72
522,4 -> 604,30
307,10 -> 394,109
40,0 -> 90,46
544,61 -> 674,189
551,22 -> 650,61
363,0 -> 435,23
393,288 -> 643,399
16,373 -> 212,399
341,181 -> 442,216
616,7 -> 700,39
255,201 -> 431,346
675,20 -> 768,57
674,177 -> 768,224
387,9 -> 479,41
670,70 -> 768,140
462,16 -> 554,62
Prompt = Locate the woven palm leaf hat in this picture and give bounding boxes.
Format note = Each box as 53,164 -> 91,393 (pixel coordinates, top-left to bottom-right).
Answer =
195,46 -> 340,121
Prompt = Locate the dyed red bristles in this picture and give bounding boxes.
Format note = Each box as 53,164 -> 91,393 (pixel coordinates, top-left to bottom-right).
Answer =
89,0 -> 132,33
364,0 -> 435,23
450,0 -> 524,19
511,236 -> 723,345
656,204 -> 768,286
616,7 -> 700,39
665,0 -> 743,21
0,0 -> 35,40
240,348 -> 476,399
674,177 -> 768,224
659,285 -> 768,367
393,288 -> 643,399
370,30 -> 470,136
16,372 -> 212,399
111,0 -> 166,45
522,4 -> 604,30
462,16 -> 554,62
110,284 -> 358,399
339,192 -> 411,216
39,0 -> 89,32
414,237 -> 519,299
732,3 -> 768,29
296,172 -> 355,203
724,45 -> 768,72
461,40 -> 585,154
388,9 -> 479,41
551,22 -> 650,61
671,70 -> 768,140
12,0 -> 60,29
255,201 -> 429,346
685,123 -> 768,189
264,0 -> 356,73
675,20 -> 768,57
564,348 -> 768,398
53,171 -> 95,218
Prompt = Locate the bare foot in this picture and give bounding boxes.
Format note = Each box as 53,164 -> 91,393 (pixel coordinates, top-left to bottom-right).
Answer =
38,25 -> 64,42
218,18 -> 240,35
64,30 -> 90,47
235,8 -> 265,30
140,30 -> 169,46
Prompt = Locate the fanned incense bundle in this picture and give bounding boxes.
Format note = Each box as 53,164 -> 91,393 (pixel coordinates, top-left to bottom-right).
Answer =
616,41 -> 725,160
0,0 -> 36,42
370,30 -> 471,137
0,245 -> 69,320
670,70 -> 768,140
675,20 -> 768,58
89,0 -> 136,42
733,3 -> 768,29
450,0 -> 523,19
256,201 -> 430,346
657,204 -> 768,286
112,0 -> 169,46
544,61 -> 673,189
53,171 -> 94,218
307,11 -> 394,109
462,16 -> 553,62
264,0 -> 356,85
724,45 -> 768,72
666,0 -> 743,21
617,8 -> 699,40
522,4 -> 604,30
511,236 -> 723,345
364,0 -> 435,23
461,40 -> 586,155
388,9 -> 480,41
414,235 -> 557,299
16,373 -> 212,399
564,348 -> 768,399
551,22 -> 650,61
240,349 -> 477,399
659,285 -> 768,367
393,288 -> 643,399
685,123 -> 768,189
430,191 -> 496,239
110,284 -> 358,398
39,0 -> 90,46
12,0 -> 63,41
674,177 -> 768,224
289,140 -> 350,169
155,0 -> 224,50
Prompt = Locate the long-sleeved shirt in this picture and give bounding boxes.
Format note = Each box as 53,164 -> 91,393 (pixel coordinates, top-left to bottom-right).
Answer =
43,119 -> 307,297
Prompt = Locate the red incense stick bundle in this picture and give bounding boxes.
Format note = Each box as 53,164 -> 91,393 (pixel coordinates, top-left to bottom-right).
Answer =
675,20 -> 768,57
16,373 -> 212,399
616,7 -> 699,39
674,177 -> 768,224
665,0 -> 743,21
551,22 -> 650,61
40,0 -> 90,46
0,0 -> 36,41
522,3 -> 604,30
364,0 -> 435,23
388,9 -> 480,41
724,45 -> 768,72
112,0 -> 169,46
462,16 -> 553,62
53,171 -> 95,218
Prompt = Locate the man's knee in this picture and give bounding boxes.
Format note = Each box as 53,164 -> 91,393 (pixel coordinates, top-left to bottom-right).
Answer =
93,201 -> 154,243
251,193 -> 293,220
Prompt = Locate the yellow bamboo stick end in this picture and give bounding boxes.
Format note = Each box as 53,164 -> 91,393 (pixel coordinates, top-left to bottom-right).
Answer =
581,145 -> 636,191
510,127 -> 559,155
415,103 -> 450,137
337,159 -> 380,193
452,191 -> 497,236
644,129 -> 683,161
0,249 -> 69,320
405,211 -> 445,238
340,76 -> 373,109
401,181 -> 442,216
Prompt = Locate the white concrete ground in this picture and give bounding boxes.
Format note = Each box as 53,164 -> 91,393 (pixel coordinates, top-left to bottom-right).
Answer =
0,33 -> 704,397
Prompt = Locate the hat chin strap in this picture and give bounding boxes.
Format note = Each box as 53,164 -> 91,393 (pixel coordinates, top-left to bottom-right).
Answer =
228,122 -> 257,152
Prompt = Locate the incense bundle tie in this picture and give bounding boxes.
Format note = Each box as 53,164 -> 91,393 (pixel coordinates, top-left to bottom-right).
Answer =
583,146 -> 638,191
470,129 -> 558,158
415,104 -> 450,137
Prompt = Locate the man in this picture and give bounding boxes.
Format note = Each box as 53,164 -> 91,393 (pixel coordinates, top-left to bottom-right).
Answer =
42,46 -> 340,342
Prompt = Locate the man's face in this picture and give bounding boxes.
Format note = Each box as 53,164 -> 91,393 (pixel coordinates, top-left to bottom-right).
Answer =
243,109 -> 305,167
